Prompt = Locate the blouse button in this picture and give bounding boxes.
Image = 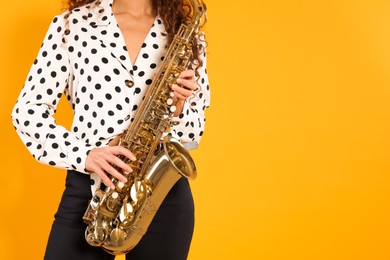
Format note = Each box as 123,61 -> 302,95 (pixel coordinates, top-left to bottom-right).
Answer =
125,79 -> 134,88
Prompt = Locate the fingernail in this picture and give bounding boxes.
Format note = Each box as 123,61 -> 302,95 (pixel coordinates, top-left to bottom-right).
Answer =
122,178 -> 128,183
177,79 -> 182,84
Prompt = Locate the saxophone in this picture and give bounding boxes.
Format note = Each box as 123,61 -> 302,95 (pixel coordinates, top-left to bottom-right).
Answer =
82,0 -> 207,255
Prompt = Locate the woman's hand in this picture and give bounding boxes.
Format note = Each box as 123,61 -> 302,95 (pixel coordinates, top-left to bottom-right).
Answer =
171,70 -> 198,116
85,136 -> 135,189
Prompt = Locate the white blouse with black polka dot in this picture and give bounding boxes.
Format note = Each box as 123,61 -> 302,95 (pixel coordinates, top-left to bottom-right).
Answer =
11,0 -> 210,193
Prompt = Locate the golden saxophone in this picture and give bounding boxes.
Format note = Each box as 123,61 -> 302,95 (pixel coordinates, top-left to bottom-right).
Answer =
82,0 -> 207,255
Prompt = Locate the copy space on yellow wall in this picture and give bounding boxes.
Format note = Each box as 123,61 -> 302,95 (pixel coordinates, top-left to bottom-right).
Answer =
1,1 -> 390,260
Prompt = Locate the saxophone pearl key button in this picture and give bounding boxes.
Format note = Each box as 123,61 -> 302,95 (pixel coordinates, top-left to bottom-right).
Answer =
167,98 -> 173,105
125,80 -> 134,88
112,192 -> 119,199
170,105 -> 176,113
118,182 -> 125,189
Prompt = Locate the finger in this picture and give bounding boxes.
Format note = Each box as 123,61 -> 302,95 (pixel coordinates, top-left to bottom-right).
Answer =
172,84 -> 193,97
173,91 -> 186,100
110,146 -> 136,161
173,92 -> 188,100
100,159 -> 128,183
171,94 -> 178,103
176,78 -> 197,90
94,167 -> 115,189
108,155 -> 132,174
179,70 -> 195,79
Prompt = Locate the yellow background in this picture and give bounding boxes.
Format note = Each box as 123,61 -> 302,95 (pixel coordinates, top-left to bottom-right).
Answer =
1,0 -> 390,259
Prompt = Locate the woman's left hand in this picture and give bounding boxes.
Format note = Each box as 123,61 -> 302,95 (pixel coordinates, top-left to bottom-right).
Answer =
171,70 -> 197,116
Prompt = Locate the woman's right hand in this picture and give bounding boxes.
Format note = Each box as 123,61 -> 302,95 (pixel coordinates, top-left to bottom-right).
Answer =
85,144 -> 136,189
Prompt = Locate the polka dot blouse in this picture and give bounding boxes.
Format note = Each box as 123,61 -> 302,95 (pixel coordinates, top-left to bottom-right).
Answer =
11,0 -> 210,193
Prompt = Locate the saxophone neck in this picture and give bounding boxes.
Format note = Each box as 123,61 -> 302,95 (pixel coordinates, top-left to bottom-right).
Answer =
186,0 -> 207,28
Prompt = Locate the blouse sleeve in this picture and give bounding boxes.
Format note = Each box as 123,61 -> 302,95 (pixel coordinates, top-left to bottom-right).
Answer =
170,46 -> 211,145
11,15 -> 94,174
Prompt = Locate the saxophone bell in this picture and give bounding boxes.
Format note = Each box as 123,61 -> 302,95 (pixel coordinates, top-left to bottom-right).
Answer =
145,135 -> 197,182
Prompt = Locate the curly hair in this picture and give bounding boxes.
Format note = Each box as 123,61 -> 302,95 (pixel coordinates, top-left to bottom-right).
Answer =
63,0 -> 205,76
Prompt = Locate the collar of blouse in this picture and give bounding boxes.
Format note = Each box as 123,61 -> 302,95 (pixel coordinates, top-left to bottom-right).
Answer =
82,0 -> 165,73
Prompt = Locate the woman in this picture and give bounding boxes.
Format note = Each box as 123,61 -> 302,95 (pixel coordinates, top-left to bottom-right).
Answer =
11,0 -> 210,259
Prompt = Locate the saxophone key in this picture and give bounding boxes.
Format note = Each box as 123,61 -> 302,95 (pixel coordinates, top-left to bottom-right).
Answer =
106,192 -> 122,212
119,202 -> 134,223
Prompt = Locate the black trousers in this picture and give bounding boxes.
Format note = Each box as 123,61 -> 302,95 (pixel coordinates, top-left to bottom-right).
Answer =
44,170 -> 195,260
